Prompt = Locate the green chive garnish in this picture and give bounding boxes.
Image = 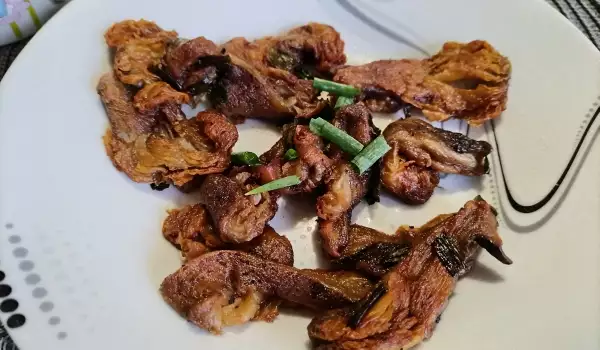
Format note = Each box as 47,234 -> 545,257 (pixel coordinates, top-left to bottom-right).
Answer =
335,96 -> 354,110
309,118 -> 364,157
244,176 -> 301,195
350,135 -> 391,174
231,152 -> 261,166
313,78 -> 361,97
284,149 -> 299,161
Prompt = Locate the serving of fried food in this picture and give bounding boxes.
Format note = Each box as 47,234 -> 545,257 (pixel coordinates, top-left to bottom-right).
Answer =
98,19 -> 513,349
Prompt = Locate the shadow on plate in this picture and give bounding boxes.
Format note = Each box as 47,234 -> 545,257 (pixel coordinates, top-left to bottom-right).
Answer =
466,260 -> 505,283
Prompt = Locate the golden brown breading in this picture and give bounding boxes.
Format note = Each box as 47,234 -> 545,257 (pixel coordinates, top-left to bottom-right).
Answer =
179,23 -> 346,120
160,251 -> 372,334
309,199 -> 511,350
334,40 -> 511,124
317,103 -> 379,257
380,117 -> 492,204
198,175 -> 278,244
381,150 -> 440,205
113,37 -> 174,87
162,204 -> 223,261
318,213 -> 350,259
104,19 -> 177,48
164,36 -> 220,84
133,82 -> 190,114
317,162 -> 367,221
105,20 -> 178,87
383,118 -> 492,176
162,204 -> 293,265
98,73 -> 237,186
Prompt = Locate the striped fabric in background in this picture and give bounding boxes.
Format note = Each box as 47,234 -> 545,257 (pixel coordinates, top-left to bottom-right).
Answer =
546,0 -> 600,48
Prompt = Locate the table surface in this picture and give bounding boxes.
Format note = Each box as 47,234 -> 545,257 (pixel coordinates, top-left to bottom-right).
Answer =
0,0 -> 599,349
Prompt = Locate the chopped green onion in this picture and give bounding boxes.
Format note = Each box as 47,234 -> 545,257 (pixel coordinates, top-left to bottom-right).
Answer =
335,96 -> 354,110
351,135 -> 391,174
245,176 -> 301,195
284,149 -> 299,161
232,152 -> 261,166
309,118 -> 364,156
313,78 -> 361,97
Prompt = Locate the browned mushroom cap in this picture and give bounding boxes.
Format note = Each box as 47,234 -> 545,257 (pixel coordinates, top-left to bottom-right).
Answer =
162,203 -> 222,261
106,20 -> 179,88
383,118 -> 492,176
318,213 -> 350,258
162,204 -> 293,265
381,148 -> 440,205
104,19 -> 177,48
316,102 -> 380,257
164,36 -> 221,85
199,174 -> 278,244
328,103 -> 376,161
114,36 -> 177,88
295,125 -> 334,187
202,23 -> 344,121
308,198 -> 511,349
160,251 -> 373,334
380,117 -> 493,205
237,226 -> 294,266
98,73 -> 237,187
133,82 -> 190,115
317,162 -> 368,221
334,40 -> 510,124
333,225 -> 410,277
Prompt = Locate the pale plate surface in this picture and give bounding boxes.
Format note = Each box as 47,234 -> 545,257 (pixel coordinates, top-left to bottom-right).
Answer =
0,0 -> 599,349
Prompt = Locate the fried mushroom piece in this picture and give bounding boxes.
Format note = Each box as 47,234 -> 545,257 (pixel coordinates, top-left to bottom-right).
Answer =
114,37 -> 177,87
98,73 -> 237,186
383,118 -> 492,176
330,214 -> 452,278
161,251 -> 373,334
381,117 -> 491,204
199,174 -> 278,244
270,22 -> 347,74
317,103 -> 379,257
163,36 -> 223,88
308,199 -> 511,350
162,204 -> 293,322
255,138 -> 287,184
105,20 -> 178,87
318,213 -> 350,259
104,19 -> 178,48
334,40 -> 511,124
317,162 -> 367,221
162,204 -> 293,265
162,203 -> 223,261
381,148 -> 440,205
133,81 -> 190,114
238,226 -> 294,267
252,123 -> 335,195
289,125 -> 335,193
186,23 -> 346,120
333,225 -> 410,277
327,103 -> 376,161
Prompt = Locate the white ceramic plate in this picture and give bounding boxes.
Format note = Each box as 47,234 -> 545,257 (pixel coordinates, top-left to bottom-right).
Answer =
1,0 -> 599,349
